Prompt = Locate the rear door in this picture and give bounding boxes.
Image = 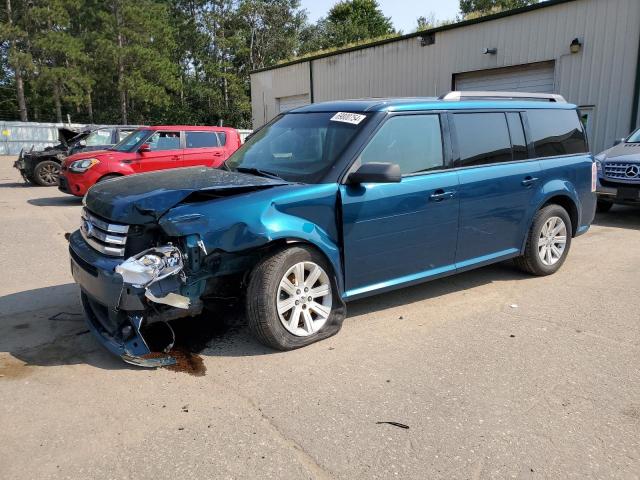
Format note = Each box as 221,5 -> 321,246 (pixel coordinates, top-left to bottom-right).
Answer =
340,113 -> 460,298
133,130 -> 183,173
183,130 -> 226,168
452,111 -> 541,268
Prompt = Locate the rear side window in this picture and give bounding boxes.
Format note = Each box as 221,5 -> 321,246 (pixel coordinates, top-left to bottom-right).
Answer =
453,113 -> 512,166
217,132 -> 227,146
358,115 -> 444,175
186,131 -> 221,148
527,109 -> 587,157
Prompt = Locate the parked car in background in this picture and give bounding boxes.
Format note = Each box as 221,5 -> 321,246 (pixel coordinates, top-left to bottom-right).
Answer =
595,127 -> 640,212
67,92 -> 596,367
58,125 -> 242,197
14,125 -> 137,186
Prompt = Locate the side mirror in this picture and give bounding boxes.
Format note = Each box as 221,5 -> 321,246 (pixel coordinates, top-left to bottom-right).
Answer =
613,138 -> 625,146
348,162 -> 401,184
139,143 -> 151,153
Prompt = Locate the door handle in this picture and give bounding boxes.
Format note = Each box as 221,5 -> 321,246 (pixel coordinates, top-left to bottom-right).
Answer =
429,189 -> 456,201
521,176 -> 539,187
213,152 -> 222,156
172,156 -> 180,161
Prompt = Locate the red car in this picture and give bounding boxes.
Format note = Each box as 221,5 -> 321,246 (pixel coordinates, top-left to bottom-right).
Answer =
58,125 -> 241,196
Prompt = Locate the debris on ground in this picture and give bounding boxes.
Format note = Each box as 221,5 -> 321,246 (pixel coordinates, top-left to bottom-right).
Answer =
48,312 -> 82,322
376,421 -> 410,429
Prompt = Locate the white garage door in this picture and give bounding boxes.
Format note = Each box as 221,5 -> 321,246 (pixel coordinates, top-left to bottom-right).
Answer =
454,62 -> 556,93
277,94 -> 310,113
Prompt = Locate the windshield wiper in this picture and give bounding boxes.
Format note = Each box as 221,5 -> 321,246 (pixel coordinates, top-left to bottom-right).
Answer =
235,167 -> 284,180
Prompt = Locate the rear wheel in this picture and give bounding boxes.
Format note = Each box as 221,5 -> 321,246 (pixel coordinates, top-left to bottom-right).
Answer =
596,199 -> 613,213
33,160 -> 60,186
515,204 -> 572,276
246,246 -> 344,350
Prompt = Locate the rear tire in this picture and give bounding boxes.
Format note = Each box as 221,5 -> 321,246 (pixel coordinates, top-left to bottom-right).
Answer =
246,246 -> 345,351
596,199 -> 613,213
515,204 -> 572,276
33,160 -> 60,186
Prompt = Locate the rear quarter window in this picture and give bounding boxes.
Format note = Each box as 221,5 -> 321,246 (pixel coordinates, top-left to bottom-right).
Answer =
186,131 -> 220,148
527,109 -> 588,157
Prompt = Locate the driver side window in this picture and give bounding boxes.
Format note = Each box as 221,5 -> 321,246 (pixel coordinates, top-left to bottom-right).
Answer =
147,131 -> 181,151
358,115 -> 444,175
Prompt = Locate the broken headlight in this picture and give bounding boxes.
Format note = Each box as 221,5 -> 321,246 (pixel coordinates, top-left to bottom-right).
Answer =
115,245 -> 183,288
69,158 -> 100,173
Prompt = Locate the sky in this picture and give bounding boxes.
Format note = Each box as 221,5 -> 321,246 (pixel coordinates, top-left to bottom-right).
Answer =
301,0 -> 462,34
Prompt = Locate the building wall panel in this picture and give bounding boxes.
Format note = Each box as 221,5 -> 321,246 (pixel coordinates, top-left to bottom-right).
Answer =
251,0 -> 640,152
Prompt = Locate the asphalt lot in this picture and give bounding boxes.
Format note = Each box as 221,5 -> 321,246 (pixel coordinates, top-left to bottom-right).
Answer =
1,155 -> 639,479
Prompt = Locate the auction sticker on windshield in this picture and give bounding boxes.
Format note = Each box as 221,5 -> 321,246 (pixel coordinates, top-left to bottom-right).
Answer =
330,112 -> 367,125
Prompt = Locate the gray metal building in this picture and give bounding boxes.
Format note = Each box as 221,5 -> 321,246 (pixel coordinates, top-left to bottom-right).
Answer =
250,0 -> 640,153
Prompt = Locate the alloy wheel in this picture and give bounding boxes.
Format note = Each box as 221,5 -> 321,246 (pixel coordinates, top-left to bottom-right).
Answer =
537,216 -> 567,266
39,163 -> 60,185
277,261 -> 332,336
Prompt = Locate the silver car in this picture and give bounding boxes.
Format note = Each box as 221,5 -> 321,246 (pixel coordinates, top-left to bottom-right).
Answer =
595,128 -> 640,212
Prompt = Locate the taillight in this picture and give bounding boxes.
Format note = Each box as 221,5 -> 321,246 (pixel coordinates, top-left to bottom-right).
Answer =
591,161 -> 597,192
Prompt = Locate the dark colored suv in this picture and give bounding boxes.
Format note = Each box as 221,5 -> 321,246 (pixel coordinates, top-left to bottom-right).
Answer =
68,92 -> 596,367
14,126 -> 137,186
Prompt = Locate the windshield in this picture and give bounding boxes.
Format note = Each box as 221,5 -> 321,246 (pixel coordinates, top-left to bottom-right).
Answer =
627,128 -> 640,143
110,129 -> 152,152
84,129 -> 113,146
225,112 -> 368,183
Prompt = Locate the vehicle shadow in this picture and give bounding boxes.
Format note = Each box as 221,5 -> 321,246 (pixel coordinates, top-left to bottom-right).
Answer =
0,181 -> 30,188
592,205 -> 640,231
27,196 -> 83,207
1,262 -> 531,373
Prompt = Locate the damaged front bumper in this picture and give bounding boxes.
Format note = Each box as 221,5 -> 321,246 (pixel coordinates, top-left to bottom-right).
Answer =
13,150 -> 30,182
69,231 -> 201,367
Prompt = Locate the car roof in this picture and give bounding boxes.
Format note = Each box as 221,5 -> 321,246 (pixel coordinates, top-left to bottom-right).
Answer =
143,125 -> 235,131
291,98 -> 577,113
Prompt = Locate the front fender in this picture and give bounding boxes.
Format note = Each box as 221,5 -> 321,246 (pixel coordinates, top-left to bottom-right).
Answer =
159,184 -> 344,293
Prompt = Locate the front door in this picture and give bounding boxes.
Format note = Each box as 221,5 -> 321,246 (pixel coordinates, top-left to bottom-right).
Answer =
451,112 -> 541,267
134,130 -> 183,172
183,130 -> 227,168
340,114 -> 460,298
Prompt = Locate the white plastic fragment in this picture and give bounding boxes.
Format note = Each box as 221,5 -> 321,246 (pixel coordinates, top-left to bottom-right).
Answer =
145,291 -> 191,309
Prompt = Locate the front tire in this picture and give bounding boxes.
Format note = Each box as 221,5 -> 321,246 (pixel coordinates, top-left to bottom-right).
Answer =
515,204 -> 572,276
33,160 -> 60,186
246,246 -> 345,350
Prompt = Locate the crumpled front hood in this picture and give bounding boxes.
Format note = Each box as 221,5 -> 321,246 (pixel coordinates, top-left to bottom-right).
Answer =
603,142 -> 640,161
84,167 -> 290,224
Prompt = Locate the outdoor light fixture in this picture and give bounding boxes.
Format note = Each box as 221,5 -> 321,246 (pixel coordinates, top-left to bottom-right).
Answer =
570,38 -> 582,54
419,32 -> 436,47
483,47 -> 498,55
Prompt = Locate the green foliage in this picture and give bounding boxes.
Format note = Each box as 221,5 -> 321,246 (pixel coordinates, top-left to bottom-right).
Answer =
459,0 -> 539,17
0,0 -> 401,126
299,0 -> 394,54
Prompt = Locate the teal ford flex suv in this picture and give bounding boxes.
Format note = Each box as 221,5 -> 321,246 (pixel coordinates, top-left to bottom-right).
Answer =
69,91 -> 597,366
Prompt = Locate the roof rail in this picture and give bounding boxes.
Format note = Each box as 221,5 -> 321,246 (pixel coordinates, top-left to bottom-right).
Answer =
439,91 -> 566,103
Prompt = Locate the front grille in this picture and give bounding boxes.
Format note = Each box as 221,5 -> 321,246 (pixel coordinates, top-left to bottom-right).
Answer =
603,162 -> 640,180
80,208 -> 129,257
